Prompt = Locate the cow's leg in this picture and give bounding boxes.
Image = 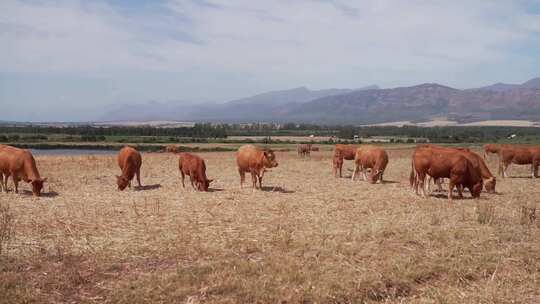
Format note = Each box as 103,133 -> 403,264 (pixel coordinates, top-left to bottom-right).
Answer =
534,161 -> 539,178
457,184 -> 464,198
447,180 -> 455,200
417,172 -> 427,198
238,169 -> 245,189
13,175 -> 19,194
435,178 -> 444,192
250,171 -> 258,189
503,162 -> 510,178
339,164 -> 343,178
180,171 -> 186,188
136,168 -> 142,187
362,168 -> 368,181
0,174 -> 3,193
3,173 -> 9,192
351,164 -> 358,181
189,175 -> 197,190
426,176 -> 432,194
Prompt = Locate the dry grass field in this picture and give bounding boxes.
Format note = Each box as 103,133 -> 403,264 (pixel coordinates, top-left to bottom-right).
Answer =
1,147 -> 540,303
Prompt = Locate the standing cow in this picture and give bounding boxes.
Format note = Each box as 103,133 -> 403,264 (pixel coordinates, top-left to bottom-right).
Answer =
333,144 -> 356,178
116,146 -> 142,191
236,145 -> 278,189
498,145 -> 540,178
351,146 -> 389,184
297,144 -> 312,157
0,144 -> 47,196
178,152 -> 213,191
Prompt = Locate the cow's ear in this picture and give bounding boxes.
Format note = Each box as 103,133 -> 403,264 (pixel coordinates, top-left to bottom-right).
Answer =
263,151 -> 268,157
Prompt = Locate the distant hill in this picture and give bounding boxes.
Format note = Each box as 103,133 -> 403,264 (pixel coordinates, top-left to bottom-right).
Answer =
99,86 -> 376,122
98,78 -> 540,124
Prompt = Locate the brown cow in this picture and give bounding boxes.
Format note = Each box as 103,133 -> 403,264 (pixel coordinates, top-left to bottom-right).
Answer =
116,146 -> 142,191
410,146 -> 483,200
0,145 -> 47,196
165,145 -> 178,153
297,144 -> 312,157
422,145 -> 496,193
236,144 -> 278,189
498,145 -> 540,178
351,146 -> 389,184
483,144 -> 501,159
178,152 -> 213,191
333,144 -> 356,177
332,151 -> 344,178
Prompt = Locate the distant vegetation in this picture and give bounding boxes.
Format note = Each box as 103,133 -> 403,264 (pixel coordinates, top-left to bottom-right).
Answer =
1,123 -> 540,146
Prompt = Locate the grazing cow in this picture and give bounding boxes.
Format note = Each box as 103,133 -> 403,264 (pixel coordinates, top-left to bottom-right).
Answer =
351,146 -> 389,184
410,146 -> 483,200
498,145 -> 540,178
483,144 -> 501,159
165,145 -> 178,153
236,144 -> 278,189
0,145 -> 47,196
178,153 -> 213,191
297,144 -> 312,157
333,144 -> 356,177
422,145 -> 496,193
116,146 -> 142,191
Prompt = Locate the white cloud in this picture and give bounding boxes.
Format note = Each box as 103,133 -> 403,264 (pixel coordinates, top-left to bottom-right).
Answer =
1,0 -> 540,120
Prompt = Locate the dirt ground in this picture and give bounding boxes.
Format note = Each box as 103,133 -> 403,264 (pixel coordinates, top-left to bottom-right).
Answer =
1,147 -> 540,303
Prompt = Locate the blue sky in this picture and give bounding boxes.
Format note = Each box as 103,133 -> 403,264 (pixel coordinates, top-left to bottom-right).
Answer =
1,0 -> 540,121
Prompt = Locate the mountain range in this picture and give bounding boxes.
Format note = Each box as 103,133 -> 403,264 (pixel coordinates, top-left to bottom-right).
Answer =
99,78 -> 540,124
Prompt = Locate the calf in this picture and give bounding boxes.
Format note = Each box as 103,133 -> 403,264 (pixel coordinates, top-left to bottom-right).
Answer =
116,146 -> 142,191
178,153 -> 213,191
352,146 -> 389,184
236,144 -> 278,189
0,144 -> 47,196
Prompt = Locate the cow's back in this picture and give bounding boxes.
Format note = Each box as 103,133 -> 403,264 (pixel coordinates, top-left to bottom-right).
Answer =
236,145 -> 261,171
335,144 -> 356,160
118,146 -> 142,172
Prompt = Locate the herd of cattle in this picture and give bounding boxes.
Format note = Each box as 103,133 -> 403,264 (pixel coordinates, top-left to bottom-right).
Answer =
0,143 -> 538,199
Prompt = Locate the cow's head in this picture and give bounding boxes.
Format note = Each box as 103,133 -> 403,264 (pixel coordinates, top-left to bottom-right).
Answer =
197,179 -> 213,191
116,175 -> 129,191
484,177 -> 496,193
30,178 -> 47,196
263,150 -> 278,168
368,170 -> 382,184
470,181 -> 483,198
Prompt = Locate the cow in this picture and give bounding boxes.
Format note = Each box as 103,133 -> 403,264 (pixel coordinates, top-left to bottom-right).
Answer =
165,145 -> 178,153
332,151 -> 344,178
0,144 -> 47,196
236,144 -> 278,189
483,144 -> 501,160
297,144 -> 312,157
421,145 -> 496,194
498,145 -> 540,178
178,152 -> 213,191
410,146 -> 483,200
333,144 -> 356,177
116,146 -> 142,191
351,146 -> 389,184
